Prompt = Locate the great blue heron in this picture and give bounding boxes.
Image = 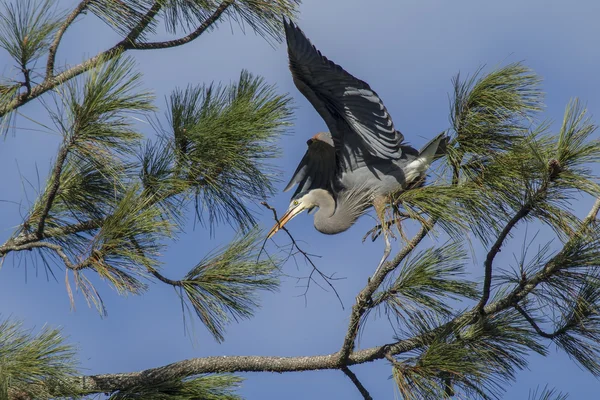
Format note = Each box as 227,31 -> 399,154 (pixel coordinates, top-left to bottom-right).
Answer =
267,20 -> 446,265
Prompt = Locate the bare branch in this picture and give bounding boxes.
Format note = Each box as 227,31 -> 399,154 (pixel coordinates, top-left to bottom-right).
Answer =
477,203 -> 532,312
477,159 -> 562,313
261,201 -> 345,308
341,366 -> 373,400
584,197 -> 600,225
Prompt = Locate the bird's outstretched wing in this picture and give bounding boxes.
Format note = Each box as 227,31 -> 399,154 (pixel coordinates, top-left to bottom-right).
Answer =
284,19 -> 404,169
284,132 -> 336,200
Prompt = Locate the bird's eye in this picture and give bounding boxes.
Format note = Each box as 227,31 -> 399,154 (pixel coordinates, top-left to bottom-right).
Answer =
293,200 -> 299,206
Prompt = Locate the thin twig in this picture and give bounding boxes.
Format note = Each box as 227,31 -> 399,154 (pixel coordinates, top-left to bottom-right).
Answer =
1,241 -> 89,270
477,160 -> 560,313
261,201 -> 345,309
341,366 -> 373,400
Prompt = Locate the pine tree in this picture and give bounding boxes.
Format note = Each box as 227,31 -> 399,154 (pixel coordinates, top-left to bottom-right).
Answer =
1,1 -> 599,399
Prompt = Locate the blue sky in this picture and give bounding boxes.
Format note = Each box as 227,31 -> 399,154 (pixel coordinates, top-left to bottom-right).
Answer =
1,0 -> 600,398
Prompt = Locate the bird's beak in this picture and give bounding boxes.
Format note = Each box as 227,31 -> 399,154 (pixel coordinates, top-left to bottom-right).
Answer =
266,204 -> 306,239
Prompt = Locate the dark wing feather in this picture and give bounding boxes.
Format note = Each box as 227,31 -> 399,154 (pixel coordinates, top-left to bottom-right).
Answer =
284,132 -> 336,200
284,20 -> 404,169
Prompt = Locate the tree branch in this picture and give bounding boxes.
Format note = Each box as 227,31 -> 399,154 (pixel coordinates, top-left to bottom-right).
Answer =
477,203 -> 532,312
24,195 -> 599,398
0,241 -> 89,270
131,0 -> 234,50
35,143 -> 71,238
341,366 -> 373,400
477,160 -> 562,313
0,0 -> 233,118
46,0 -> 94,80
514,305 -> 554,339
338,220 -> 433,364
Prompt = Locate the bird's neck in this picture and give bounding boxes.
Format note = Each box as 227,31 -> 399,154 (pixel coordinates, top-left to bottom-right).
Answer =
313,193 -> 360,235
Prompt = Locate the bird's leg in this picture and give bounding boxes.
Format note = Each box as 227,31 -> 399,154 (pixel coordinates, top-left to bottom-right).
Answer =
373,196 -> 392,275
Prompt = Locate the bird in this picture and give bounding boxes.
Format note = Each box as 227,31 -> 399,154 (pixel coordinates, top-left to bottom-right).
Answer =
267,20 -> 446,267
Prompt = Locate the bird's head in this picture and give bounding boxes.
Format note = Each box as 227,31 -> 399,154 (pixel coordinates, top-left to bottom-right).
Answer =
266,191 -> 318,239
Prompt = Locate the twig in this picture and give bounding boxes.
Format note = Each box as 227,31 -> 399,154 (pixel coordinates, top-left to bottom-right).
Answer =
341,366 -> 373,400
261,201 -> 345,309
477,203 -> 532,313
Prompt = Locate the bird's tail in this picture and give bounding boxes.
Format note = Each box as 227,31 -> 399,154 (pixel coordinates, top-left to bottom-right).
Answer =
419,131 -> 448,161
403,132 -> 448,183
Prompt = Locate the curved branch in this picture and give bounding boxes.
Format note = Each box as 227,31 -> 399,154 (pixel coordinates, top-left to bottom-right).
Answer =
46,0 -> 93,79
132,1 -> 234,50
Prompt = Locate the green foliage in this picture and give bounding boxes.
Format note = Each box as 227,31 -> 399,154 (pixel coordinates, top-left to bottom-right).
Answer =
374,242 -> 478,319
393,309 -> 545,399
529,386 -> 569,400
0,317 -> 79,399
551,275 -> 600,376
88,0 -> 158,38
449,62 -> 543,160
108,374 -> 243,400
90,0 -> 300,44
228,0 -> 300,44
81,184 -> 175,294
181,228 -> 279,342
164,70 -> 293,232
0,0 -> 64,67
60,54 -> 154,161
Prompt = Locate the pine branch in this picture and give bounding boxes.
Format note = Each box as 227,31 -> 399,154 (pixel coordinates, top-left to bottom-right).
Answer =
35,142 -> 70,238
132,1 -> 234,50
338,221 -> 433,364
0,1 -> 233,118
477,158 -> 562,313
341,367 -> 373,400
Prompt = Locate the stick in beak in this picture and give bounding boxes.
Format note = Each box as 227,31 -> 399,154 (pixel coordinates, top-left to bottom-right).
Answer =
266,204 -> 305,239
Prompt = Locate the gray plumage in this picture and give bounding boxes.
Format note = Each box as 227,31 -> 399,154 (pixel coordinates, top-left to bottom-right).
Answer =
267,20 -> 447,239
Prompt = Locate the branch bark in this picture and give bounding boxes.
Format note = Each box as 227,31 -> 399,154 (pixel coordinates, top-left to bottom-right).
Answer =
46,0 -> 93,80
